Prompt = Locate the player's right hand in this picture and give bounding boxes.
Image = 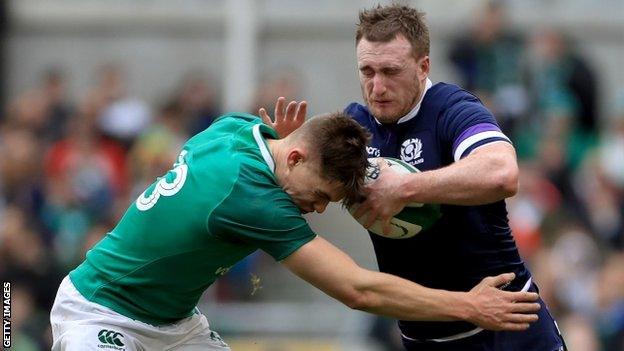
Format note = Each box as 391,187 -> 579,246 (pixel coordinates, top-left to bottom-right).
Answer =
466,273 -> 541,331
259,96 -> 306,138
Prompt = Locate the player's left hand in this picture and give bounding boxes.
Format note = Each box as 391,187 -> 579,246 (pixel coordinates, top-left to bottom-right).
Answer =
466,273 -> 540,331
353,159 -> 409,235
259,96 -> 307,138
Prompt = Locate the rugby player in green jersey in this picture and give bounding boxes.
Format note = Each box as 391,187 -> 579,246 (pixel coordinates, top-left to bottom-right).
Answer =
50,100 -> 540,350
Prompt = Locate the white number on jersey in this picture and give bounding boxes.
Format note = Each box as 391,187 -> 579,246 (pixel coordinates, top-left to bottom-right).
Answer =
136,150 -> 189,211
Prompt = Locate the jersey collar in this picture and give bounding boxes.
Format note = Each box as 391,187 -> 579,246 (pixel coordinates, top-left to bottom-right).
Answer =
252,124 -> 276,173
374,78 -> 433,125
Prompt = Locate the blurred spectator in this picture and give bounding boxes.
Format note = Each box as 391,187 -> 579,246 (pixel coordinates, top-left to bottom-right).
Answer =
42,101 -> 128,267
8,285 -> 42,351
594,98 -> 624,248
598,98 -> 624,190
574,150 -> 624,248
5,89 -> 49,136
174,71 -> 221,136
507,162 -> 562,258
548,227 -> 601,316
596,253 -> 624,351
88,64 -> 152,147
0,127 -> 45,231
129,100 -> 188,198
4,68 -> 73,145
39,67 -> 73,143
519,28 -> 599,169
0,0 -> 7,112
0,205 -> 64,319
531,28 -> 599,132
559,314 -> 600,351
251,66 -> 303,118
448,0 -> 529,135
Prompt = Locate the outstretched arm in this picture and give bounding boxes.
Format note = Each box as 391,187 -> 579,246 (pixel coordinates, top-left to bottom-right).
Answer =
282,236 -> 539,331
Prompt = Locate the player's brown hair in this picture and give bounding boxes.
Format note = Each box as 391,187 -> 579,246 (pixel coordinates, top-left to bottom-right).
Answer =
295,112 -> 370,207
356,4 -> 430,59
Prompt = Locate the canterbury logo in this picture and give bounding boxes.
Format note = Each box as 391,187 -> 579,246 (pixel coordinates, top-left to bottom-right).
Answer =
98,329 -> 125,347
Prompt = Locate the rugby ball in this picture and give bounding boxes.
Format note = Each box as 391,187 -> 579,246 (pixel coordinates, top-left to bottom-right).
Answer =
348,157 -> 441,239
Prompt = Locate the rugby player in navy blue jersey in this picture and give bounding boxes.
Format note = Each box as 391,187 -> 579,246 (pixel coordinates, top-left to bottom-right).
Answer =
261,4 -> 567,351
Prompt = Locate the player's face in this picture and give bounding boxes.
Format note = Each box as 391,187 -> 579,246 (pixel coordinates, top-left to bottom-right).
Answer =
283,160 -> 345,214
357,35 -> 429,123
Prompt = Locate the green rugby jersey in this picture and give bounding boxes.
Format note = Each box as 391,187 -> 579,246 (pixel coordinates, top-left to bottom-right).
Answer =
70,113 -> 316,326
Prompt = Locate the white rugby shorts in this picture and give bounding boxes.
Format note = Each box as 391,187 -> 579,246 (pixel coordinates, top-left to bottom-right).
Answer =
50,276 -> 230,351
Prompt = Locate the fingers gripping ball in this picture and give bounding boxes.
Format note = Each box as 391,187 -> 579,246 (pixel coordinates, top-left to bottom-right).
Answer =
348,157 -> 441,239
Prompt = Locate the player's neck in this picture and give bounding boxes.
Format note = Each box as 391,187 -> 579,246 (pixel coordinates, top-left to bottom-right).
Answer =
266,138 -> 286,179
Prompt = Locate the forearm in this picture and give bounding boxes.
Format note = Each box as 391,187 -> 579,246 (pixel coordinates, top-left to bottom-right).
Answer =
353,269 -> 472,321
402,144 -> 518,205
283,237 -> 473,322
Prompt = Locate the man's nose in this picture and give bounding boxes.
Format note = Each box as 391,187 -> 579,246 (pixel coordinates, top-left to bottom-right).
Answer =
371,75 -> 386,96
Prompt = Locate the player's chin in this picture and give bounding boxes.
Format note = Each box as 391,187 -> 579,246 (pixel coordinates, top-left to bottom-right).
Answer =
371,108 -> 400,123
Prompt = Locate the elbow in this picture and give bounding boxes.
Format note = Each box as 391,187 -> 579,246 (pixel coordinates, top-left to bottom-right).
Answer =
496,163 -> 519,198
341,290 -> 373,311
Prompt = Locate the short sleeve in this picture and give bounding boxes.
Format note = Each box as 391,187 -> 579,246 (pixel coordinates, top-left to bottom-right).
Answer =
439,92 -> 511,161
207,162 -> 316,261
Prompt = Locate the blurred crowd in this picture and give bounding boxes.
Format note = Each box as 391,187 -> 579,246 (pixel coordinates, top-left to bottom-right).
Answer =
446,3 -> 624,351
0,3 -> 623,351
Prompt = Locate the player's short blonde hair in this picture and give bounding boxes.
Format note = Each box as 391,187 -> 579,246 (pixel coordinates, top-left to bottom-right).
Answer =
356,4 -> 430,59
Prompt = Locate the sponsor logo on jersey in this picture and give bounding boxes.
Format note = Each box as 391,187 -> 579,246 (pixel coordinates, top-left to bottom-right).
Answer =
97,329 -> 125,350
366,146 -> 380,157
400,138 -> 424,165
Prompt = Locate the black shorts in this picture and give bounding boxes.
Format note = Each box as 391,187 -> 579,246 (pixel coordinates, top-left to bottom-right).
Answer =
402,285 -> 567,351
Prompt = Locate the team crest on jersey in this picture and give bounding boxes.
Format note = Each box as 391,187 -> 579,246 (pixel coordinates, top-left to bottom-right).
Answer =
400,138 -> 424,165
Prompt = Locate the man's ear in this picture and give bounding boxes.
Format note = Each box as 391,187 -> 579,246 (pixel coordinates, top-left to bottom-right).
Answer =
418,55 -> 430,80
286,149 -> 306,170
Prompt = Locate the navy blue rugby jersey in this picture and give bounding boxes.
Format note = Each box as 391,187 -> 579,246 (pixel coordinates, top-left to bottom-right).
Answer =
345,82 -> 531,340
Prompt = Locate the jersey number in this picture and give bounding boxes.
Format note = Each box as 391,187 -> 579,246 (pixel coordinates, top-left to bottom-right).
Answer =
136,150 -> 188,211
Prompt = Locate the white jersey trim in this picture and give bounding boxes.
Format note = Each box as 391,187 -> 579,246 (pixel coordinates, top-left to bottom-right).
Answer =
253,124 -> 275,173
453,131 -> 511,161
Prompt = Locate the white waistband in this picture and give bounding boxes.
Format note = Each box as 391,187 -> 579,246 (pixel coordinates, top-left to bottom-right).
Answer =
402,277 -> 533,343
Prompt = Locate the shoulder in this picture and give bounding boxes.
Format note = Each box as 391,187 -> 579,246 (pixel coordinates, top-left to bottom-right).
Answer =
425,83 -> 491,124
344,102 -> 372,123
426,82 -> 482,108
345,102 -> 367,115
208,112 -> 265,132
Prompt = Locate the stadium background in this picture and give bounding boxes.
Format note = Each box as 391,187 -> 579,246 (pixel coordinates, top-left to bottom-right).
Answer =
0,0 -> 623,350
